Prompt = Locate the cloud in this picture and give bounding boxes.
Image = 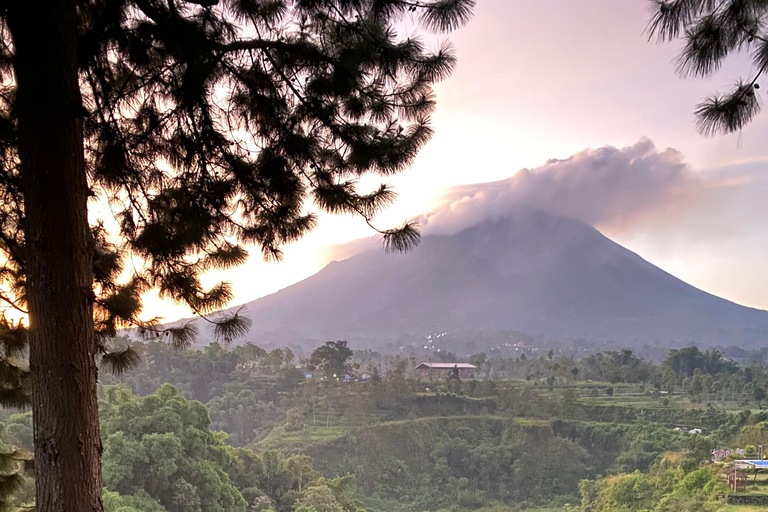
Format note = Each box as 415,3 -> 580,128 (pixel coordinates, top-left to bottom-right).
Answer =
318,140 -> 768,311
322,137 -> 768,293
420,138 -> 701,235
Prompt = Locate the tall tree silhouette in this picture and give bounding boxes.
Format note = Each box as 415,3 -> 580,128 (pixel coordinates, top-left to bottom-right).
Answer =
648,0 -> 768,135
0,0 -> 474,509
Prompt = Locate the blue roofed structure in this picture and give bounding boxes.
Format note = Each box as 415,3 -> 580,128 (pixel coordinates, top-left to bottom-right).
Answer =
742,460 -> 768,469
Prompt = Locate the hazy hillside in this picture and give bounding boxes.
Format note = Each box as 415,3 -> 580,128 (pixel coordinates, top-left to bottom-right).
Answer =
191,210 -> 768,347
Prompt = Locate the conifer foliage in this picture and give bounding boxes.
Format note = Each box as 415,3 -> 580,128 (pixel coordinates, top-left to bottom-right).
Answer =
0,0 -> 473,510
3,0 -> 475,351
648,0 -> 768,135
0,317 -> 31,512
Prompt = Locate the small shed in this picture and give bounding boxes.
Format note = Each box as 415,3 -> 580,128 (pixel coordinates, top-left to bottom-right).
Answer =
726,464 -> 748,490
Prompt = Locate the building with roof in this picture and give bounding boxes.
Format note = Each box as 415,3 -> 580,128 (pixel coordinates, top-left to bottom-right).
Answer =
414,362 -> 477,381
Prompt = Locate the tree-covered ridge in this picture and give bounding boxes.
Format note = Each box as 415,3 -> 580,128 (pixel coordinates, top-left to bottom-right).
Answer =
5,339 -> 768,511
106,340 -> 768,411
0,379 -> 712,512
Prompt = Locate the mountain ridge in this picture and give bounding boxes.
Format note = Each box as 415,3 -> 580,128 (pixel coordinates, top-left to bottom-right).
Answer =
182,210 -> 768,348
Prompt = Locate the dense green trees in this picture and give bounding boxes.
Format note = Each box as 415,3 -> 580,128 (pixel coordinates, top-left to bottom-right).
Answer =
294,485 -> 344,512
580,453 -> 725,512
474,349 -> 660,385
100,384 -> 247,512
309,342 -> 353,381
0,318 -> 32,510
101,340 -> 309,446
301,415 -> 701,510
208,389 -> 280,447
98,383 -> 353,512
580,350 -> 656,384
662,347 -> 738,379
4,336 -> 762,512
103,490 -> 167,512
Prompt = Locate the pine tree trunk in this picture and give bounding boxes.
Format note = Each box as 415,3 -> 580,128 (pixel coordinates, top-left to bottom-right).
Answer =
8,1 -> 104,510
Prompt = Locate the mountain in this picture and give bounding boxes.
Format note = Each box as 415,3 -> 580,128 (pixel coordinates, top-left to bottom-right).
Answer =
200,210 -> 768,347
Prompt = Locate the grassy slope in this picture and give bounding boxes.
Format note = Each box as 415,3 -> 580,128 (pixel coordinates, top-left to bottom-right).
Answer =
256,415 -> 553,452
254,381 -> 713,455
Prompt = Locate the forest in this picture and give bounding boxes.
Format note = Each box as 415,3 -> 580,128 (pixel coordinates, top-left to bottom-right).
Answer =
2,340 -> 768,512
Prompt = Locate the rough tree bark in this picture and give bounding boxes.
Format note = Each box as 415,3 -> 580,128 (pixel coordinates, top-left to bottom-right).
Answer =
8,0 -> 104,510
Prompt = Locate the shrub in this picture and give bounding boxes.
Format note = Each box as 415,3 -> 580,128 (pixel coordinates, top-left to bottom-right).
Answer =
456,490 -> 487,509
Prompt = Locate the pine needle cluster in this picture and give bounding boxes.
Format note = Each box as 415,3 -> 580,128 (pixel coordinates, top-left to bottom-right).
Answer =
0,316 -> 31,511
648,0 -> 768,135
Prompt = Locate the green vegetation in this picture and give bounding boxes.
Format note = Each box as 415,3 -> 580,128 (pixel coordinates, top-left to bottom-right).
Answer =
100,384 -> 246,512
580,453 -> 725,512
2,341 -> 768,511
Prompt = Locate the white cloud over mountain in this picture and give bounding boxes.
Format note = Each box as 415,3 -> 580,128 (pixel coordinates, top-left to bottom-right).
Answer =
421,138 -> 700,236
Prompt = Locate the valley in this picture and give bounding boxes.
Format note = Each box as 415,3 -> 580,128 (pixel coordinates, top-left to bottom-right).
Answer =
1,340 -> 764,511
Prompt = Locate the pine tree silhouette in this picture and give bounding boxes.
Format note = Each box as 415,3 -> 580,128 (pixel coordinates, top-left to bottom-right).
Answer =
648,0 -> 768,135
0,0 -> 474,509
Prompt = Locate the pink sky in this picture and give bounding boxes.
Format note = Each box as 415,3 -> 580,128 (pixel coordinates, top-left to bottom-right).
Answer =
143,0 -> 768,322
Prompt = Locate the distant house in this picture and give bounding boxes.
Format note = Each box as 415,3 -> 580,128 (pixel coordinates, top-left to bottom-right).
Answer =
414,362 -> 477,381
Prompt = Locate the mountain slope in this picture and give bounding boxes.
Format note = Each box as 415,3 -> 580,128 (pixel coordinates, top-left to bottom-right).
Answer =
215,210 -> 768,346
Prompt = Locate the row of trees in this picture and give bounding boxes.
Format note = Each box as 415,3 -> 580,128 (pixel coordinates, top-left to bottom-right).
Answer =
103,340 -> 768,446
437,346 -> 768,407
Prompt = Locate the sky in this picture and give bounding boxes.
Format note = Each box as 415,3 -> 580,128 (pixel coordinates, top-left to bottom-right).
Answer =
144,0 -> 768,322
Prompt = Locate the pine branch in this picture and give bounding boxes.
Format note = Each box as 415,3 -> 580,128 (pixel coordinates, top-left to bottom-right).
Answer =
0,293 -> 25,316
213,308 -> 252,344
695,80 -> 762,135
417,0 -> 476,33
202,244 -> 249,270
648,0 -> 699,42
0,386 -> 30,410
165,322 -> 200,349
100,345 -> 142,376
0,318 -> 26,358
381,220 -> 421,253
